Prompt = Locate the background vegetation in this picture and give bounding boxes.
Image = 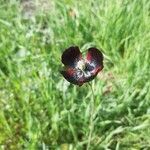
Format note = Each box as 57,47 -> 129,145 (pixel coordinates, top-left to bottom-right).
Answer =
0,0 -> 150,149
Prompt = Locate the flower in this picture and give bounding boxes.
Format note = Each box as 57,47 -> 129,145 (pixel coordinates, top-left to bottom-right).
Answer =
60,46 -> 104,86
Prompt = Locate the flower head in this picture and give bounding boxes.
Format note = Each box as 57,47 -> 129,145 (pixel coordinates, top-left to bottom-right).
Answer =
60,46 -> 103,86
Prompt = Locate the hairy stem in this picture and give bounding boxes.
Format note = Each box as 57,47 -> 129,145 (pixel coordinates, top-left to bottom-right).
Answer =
87,82 -> 95,150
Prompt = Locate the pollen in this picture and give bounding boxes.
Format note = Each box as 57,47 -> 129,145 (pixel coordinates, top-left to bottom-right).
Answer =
76,60 -> 85,70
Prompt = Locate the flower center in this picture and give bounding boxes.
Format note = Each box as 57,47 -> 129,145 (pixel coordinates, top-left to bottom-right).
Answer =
76,60 -> 85,71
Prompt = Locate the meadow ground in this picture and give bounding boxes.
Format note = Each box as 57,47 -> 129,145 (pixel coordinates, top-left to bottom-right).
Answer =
0,0 -> 150,149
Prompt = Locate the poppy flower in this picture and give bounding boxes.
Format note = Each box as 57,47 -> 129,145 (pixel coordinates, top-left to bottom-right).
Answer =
60,46 -> 103,86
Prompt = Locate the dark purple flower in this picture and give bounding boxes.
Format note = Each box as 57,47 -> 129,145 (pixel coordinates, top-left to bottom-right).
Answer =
60,46 -> 104,86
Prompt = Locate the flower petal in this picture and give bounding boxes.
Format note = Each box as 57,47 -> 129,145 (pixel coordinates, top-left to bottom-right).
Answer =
61,46 -> 82,67
84,63 -> 102,83
86,47 -> 103,69
60,68 -> 84,86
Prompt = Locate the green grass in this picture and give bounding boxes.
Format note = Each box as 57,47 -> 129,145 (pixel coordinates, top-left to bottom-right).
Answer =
0,0 -> 150,149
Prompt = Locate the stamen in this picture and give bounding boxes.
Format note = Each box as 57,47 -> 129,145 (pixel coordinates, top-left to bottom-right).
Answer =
76,60 -> 85,70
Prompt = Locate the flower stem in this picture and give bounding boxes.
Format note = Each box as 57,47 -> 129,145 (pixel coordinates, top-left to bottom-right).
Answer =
87,82 -> 95,150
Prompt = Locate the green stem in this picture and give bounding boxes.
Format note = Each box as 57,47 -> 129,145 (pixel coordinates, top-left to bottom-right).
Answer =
87,82 -> 95,150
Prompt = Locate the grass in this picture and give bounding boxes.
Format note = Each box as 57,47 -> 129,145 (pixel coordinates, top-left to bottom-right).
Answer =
0,0 -> 150,149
